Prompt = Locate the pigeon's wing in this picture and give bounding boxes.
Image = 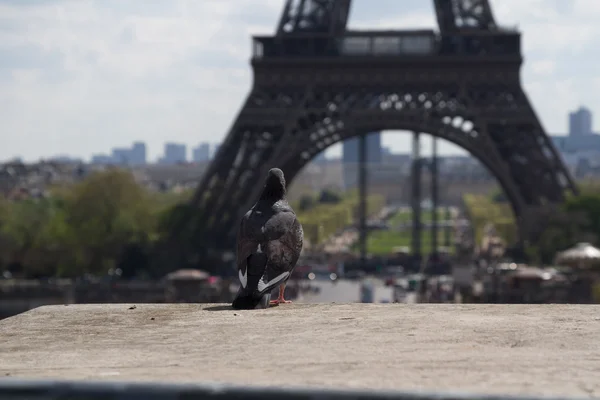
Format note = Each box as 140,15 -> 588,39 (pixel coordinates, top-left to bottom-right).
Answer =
262,209 -> 298,241
276,217 -> 303,276
236,211 -> 258,273
263,211 -> 303,280
287,217 -> 303,267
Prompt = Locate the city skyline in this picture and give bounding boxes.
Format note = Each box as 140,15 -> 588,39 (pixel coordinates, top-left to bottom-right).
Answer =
1,0 -> 599,162
32,103 -> 600,165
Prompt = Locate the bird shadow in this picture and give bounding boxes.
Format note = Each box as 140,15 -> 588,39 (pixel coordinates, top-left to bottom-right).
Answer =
204,305 -> 233,312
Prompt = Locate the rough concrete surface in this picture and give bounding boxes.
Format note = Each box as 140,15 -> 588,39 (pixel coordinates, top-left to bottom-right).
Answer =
1,303 -> 600,397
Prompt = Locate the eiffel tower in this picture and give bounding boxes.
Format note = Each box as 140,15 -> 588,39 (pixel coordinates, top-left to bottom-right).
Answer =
169,0 -> 577,262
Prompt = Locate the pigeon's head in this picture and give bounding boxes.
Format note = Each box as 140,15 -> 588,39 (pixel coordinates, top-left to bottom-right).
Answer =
260,168 -> 286,201
268,168 -> 285,183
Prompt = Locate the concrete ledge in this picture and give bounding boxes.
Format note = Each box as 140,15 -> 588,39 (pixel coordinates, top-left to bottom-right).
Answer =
1,304 -> 599,398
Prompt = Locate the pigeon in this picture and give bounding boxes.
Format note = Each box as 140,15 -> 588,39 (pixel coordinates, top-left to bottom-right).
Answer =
232,168 -> 303,310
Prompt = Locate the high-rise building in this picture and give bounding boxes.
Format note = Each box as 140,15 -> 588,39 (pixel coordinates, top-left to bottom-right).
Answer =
91,154 -> 114,164
111,148 -> 131,165
192,143 -> 210,162
48,155 -> 83,164
130,142 -> 147,165
342,132 -> 382,189
342,132 -> 382,164
160,143 -> 187,164
91,142 -> 147,165
569,107 -> 592,137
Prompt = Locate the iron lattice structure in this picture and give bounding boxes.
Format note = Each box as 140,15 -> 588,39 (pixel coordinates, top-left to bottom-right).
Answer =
172,0 -> 577,259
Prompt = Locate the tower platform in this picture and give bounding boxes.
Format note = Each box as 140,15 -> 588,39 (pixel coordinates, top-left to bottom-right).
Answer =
1,303 -> 598,398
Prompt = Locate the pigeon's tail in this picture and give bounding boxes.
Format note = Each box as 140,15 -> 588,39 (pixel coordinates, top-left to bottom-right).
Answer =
247,248 -> 268,274
232,244 -> 270,310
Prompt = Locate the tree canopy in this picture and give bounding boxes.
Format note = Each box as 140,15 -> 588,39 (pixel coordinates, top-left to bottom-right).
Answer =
0,169 -> 185,278
4,168 -> 600,277
465,183 -> 600,265
0,170 -> 369,278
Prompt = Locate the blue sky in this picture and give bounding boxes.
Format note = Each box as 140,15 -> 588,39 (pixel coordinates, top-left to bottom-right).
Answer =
0,0 -> 598,162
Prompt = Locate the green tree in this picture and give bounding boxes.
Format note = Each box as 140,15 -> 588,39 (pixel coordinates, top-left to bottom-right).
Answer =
564,194 -> 600,237
318,188 -> 342,204
0,197 -> 72,277
0,197 -> 9,265
298,195 -> 316,212
526,203 -> 597,265
62,169 -> 156,276
489,188 -> 507,203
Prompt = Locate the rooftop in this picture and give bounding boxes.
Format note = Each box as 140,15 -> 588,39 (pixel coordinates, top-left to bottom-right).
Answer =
1,303 -> 599,397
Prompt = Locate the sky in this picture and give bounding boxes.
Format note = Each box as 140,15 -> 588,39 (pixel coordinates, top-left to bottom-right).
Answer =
0,0 -> 599,162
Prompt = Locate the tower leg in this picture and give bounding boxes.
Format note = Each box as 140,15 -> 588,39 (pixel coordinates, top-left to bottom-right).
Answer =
358,133 -> 368,270
444,206 -> 452,247
412,132 -> 422,269
431,137 -> 439,257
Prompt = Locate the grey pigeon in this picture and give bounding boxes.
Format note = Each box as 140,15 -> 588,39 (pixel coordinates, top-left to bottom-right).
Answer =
232,168 -> 303,310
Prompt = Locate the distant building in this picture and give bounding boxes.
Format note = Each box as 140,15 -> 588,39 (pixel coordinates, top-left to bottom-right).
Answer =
192,143 -> 210,163
569,107 -> 592,137
342,132 -> 382,164
90,141 -> 147,166
552,134 -> 600,154
90,154 -> 114,164
111,148 -> 131,165
382,152 -> 410,165
130,142 -> 147,165
48,155 -> 83,164
159,143 -> 187,165
548,107 -> 599,178
342,132 -> 382,189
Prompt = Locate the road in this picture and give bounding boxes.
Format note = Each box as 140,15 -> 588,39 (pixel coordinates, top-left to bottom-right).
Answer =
294,279 -> 417,303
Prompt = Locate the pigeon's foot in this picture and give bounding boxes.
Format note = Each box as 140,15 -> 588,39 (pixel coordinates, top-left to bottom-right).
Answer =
275,283 -> 292,304
269,299 -> 280,306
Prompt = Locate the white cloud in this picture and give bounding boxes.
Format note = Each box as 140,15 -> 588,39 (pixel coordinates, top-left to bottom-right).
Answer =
0,0 -> 599,162
0,0 -> 281,161
530,60 -> 556,76
490,0 -> 600,135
